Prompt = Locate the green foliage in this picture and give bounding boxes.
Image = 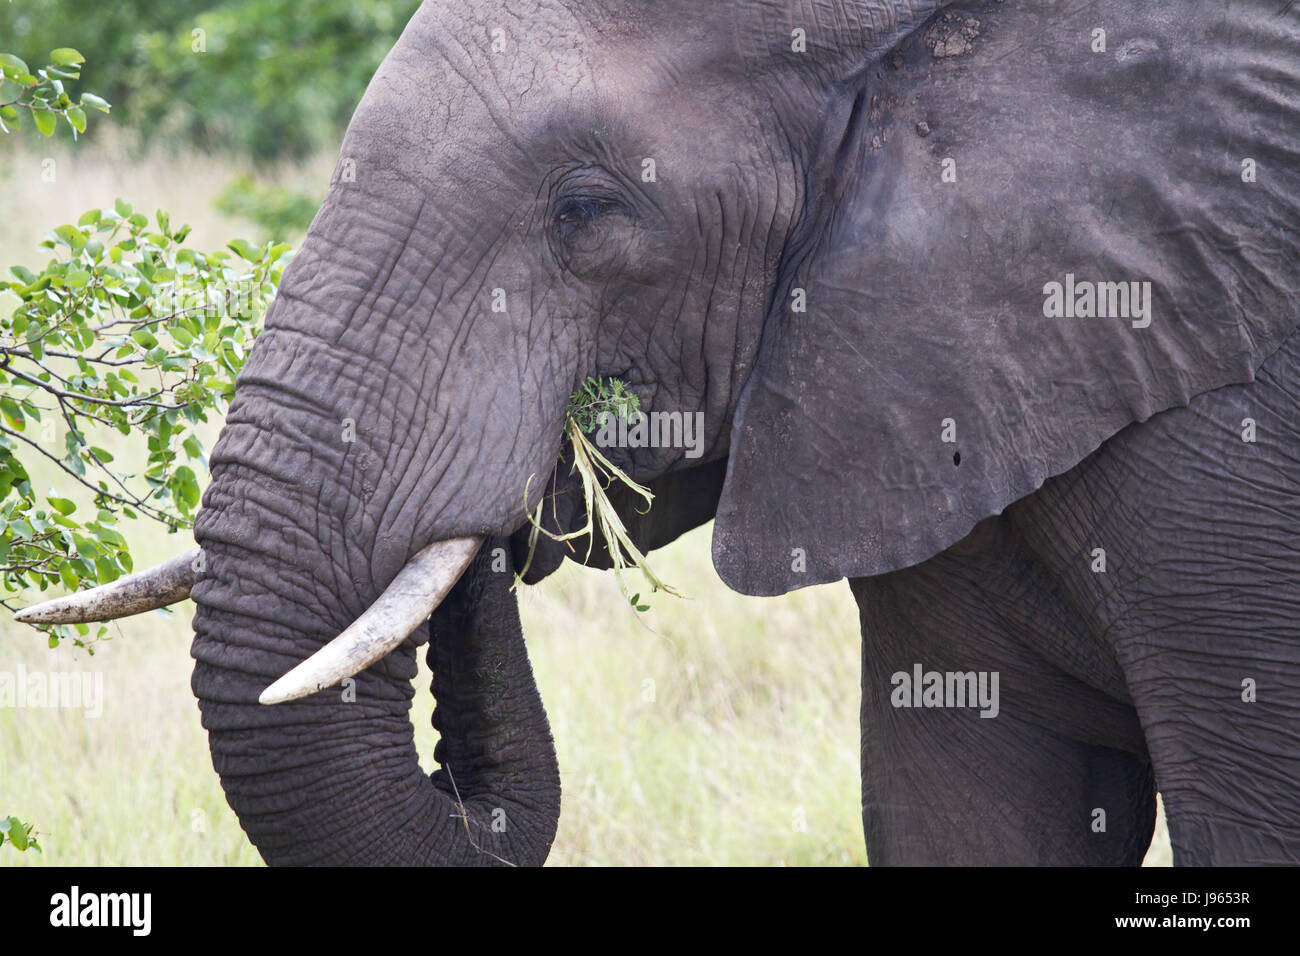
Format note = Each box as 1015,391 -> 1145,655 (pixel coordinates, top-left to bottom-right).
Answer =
523,379 -> 679,613
0,47 -> 111,138
0,200 -> 288,648
0,0 -> 420,159
565,376 -> 640,434
214,175 -> 320,241
0,815 -> 40,853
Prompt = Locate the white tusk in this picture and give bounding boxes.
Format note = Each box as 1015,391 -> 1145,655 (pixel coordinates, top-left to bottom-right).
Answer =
13,547 -> 200,625
259,536 -> 483,705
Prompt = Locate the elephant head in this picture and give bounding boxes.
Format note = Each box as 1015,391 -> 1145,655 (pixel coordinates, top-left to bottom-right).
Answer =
17,0 -> 1299,865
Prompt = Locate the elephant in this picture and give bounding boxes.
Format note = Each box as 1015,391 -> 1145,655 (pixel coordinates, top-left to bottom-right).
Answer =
15,0 -> 1300,866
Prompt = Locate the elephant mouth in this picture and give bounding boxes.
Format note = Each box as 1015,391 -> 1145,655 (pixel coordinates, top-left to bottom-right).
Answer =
13,535 -> 485,705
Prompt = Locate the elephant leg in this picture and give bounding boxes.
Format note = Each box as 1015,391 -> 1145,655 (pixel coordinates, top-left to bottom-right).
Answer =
1118,504 -> 1300,865
1138,666 -> 1300,867
1011,328 -> 1300,865
850,514 -> 1156,865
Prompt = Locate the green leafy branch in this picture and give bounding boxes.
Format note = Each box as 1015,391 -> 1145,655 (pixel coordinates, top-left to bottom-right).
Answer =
563,375 -> 640,434
0,48 -> 286,653
521,377 -> 681,613
0,201 -> 288,648
0,48 -> 111,137
0,815 -> 41,853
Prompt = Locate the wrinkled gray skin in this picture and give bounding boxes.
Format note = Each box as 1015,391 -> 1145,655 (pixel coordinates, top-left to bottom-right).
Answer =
191,0 -> 1300,865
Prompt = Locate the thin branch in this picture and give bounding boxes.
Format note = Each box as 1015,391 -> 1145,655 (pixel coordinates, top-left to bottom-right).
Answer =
1,360 -> 179,409
442,765 -> 517,868
0,423 -> 177,523
17,347 -> 143,367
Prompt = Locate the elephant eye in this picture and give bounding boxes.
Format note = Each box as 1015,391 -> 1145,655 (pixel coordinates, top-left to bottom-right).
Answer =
554,196 -> 622,228
548,191 -> 635,278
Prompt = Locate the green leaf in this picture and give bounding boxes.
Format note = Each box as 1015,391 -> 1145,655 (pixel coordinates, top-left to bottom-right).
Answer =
0,396 -> 25,427
47,496 -> 76,516
227,238 -> 260,260
52,224 -> 84,249
0,105 -> 19,129
0,54 -> 29,80
94,555 -> 118,584
5,818 -> 28,851
80,92 -> 111,113
49,48 -> 85,67
32,109 -> 56,137
66,107 -> 86,134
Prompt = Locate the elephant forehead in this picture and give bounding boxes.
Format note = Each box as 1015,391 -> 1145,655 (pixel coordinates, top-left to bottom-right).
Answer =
396,1 -> 601,118
342,1 -> 760,195
403,2 -> 748,124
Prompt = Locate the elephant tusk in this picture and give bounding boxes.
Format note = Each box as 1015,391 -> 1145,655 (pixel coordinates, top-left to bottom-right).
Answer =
259,535 -> 483,705
13,547 -> 200,625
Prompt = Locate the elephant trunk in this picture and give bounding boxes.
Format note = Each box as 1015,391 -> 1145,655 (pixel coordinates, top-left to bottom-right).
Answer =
182,98 -> 574,863
191,525 -> 560,866
189,378 -> 560,865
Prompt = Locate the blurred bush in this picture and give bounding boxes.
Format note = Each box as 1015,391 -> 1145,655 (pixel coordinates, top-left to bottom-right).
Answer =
213,174 -> 320,240
0,0 -> 420,159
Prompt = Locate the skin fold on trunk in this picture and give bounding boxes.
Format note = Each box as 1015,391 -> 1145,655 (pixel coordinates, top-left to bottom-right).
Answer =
191,537 -> 560,866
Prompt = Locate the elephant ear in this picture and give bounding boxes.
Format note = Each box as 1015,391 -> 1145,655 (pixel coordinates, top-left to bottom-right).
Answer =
713,0 -> 1300,596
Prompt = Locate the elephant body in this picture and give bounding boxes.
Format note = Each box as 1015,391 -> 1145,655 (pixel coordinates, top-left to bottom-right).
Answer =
856,327 -> 1300,864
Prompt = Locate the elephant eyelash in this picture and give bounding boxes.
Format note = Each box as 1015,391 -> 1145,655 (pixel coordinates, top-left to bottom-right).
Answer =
553,195 -> 625,225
